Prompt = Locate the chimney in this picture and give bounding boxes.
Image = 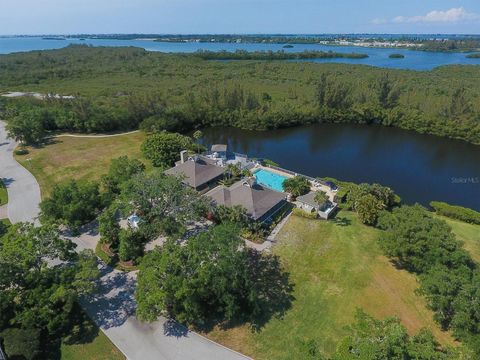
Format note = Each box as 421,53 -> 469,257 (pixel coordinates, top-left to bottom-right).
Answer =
180,150 -> 188,164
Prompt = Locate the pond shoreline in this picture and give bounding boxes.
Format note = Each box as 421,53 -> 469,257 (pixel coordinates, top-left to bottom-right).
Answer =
199,123 -> 480,211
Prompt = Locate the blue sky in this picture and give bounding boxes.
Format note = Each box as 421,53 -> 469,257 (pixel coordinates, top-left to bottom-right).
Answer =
1,0 -> 480,35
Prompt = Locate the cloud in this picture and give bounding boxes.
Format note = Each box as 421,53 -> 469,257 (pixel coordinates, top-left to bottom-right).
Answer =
372,7 -> 480,25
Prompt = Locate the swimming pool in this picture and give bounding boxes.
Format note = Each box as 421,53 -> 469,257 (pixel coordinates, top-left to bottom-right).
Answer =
253,168 -> 288,192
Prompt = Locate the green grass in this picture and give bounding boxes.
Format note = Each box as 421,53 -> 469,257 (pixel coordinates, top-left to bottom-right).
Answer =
61,331 -> 124,360
0,179 -> 7,206
206,212 -> 455,359
15,132 -> 148,198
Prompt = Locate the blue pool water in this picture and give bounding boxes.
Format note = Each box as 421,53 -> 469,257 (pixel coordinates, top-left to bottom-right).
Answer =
253,169 -> 288,192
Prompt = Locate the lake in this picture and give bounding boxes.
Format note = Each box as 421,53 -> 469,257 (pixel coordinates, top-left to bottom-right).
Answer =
1,37 -> 480,70
199,124 -> 480,211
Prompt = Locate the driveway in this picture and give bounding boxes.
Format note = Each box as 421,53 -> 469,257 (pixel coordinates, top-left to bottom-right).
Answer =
0,121 -> 251,360
0,121 -> 41,223
66,227 -> 251,360
80,265 -> 250,360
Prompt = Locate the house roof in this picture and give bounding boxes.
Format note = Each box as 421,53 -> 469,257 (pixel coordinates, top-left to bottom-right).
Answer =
211,144 -> 227,152
297,191 -> 322,208
165,157 -> 224,188
207,178 -> 286,220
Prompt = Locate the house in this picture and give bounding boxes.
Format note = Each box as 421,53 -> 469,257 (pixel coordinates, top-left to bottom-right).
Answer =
296,191 -> 337,219
207,178 -> 287,223
165,152 -> 225,192
211,144 -> 228,159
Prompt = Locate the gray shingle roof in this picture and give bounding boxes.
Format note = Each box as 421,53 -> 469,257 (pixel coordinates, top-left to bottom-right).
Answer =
208,178 -> 286,220
297,191 -> 319,207
165,157 -> 224,188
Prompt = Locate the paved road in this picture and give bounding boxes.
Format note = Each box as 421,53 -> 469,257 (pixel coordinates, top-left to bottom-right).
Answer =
0,121 -> 41,223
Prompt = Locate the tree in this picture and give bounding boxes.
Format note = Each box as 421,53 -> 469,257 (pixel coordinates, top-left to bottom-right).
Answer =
213,205 -> 249,226
283,176 -> 310,198
379,205 -> 471,274
192,130 -> 203,154
314,191 -> 329,206
315,74 -> 328,107
101,156 -> 145,196
0,223 -> 99,344
98,205 -> 120,248
40,180 -> 104,230
346,183 -> 397,211
375,73 -> 400,109
355,194 -> 383,225
121,171 -> 209,227
5,108 -> 47,145
141,131 -> 194,167
448,87 -> 471,119
1,327 -> 41,360
334,310 -> 462,360
118,228 -> 145,262
136,224 -> 293,328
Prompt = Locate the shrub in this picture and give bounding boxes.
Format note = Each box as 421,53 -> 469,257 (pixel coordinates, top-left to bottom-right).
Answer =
293,207 -> 318,219
430,201 -> 480,225
14,148 -> 29,155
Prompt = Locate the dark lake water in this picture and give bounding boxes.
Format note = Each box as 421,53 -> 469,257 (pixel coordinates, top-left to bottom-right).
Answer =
200,124 -> 480,211
1,37 -> 480,70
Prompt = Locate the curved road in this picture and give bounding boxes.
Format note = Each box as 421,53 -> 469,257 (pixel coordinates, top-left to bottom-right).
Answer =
0,121 -> 250,360
0,121 -> 41,224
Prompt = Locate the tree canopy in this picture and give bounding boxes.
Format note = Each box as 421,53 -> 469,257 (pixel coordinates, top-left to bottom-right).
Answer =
0,223 -> 99,356
141,131 -> 194,167
136,223 -> 293,329
40,180 -> 105,230
283,176 -> 311,198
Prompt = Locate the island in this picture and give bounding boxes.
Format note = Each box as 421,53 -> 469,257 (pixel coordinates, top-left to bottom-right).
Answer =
466,53 -> 480,58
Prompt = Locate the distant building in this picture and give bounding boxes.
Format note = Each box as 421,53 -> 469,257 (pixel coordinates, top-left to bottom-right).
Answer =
207,178 -> 287,223
165,153 -> 225,192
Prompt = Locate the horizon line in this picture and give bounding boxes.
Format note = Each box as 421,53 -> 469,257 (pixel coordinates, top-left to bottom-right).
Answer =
2,32 -> 480,37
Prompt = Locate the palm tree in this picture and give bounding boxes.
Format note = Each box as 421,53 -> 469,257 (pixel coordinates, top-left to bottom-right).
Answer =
192,130 -> 203,154
283,176 -> 310,199
314,191 -> 329,206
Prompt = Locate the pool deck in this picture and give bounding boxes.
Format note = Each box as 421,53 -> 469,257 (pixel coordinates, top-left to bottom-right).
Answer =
253,165 -> 337,202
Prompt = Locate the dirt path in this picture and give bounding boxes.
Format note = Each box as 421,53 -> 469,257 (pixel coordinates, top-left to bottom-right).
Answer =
55,130 -> 140,138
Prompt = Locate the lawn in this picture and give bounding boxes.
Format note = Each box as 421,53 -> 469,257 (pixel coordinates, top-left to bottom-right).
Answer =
61,331 -> 124,360
206,212 -> 456,359
0,178 -> 7,206
14,132 -> 148,198
12,135 -> 144,360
